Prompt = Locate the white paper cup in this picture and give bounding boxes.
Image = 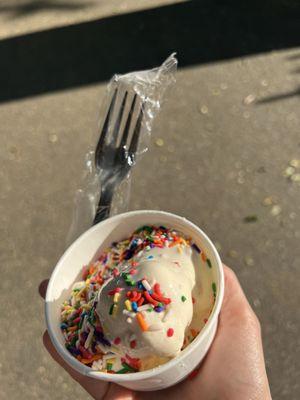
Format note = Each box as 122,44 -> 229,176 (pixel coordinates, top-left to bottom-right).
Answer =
45,210 -> 224,391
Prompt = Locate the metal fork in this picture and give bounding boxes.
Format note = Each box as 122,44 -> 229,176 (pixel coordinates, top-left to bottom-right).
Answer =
93,88 -> 144,225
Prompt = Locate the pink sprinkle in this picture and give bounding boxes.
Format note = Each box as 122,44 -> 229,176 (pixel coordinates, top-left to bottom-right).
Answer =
114,337 -> 121,345
167,328 -> 174,337
130,340 -> 137,349
108,288 -> 122,295
79,345 -> 92,359
82,266 -> 89,280
113,268 -> 119,277
203,318 -> 208,324
130,269 -> 137,275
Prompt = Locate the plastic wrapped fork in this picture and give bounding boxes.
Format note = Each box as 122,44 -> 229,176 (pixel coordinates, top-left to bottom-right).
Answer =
66,54 -> 178,245
93,88 -> 145,224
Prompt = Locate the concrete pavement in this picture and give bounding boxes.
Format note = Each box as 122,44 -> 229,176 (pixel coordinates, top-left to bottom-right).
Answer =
0,1 -> 299,399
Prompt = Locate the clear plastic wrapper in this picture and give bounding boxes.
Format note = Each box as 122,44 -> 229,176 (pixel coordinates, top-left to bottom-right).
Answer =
66,54 -> 178,245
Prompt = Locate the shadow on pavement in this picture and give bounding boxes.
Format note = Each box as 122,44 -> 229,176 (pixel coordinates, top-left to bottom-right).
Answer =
0,0 -> 93,17
256,87 -> 300,104
288,53 -> 300,60
0,0 -> 299,103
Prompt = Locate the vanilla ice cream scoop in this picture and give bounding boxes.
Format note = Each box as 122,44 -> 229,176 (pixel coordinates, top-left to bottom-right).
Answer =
96,244 -> 196,368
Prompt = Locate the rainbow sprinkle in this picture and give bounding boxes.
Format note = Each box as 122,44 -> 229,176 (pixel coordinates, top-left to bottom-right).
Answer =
60,225 -> 214,374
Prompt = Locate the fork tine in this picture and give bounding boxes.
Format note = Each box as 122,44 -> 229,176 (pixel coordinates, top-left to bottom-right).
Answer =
128,102 -> 144,157
119,94 -> 137,150
95,88 -> 118,163
110,91 -> 128,145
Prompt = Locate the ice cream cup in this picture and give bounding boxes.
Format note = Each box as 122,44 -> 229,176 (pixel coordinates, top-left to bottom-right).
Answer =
45,210 -> 224,391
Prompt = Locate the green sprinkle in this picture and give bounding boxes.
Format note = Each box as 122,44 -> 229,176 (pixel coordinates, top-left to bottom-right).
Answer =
78,317 -> 84,329
116,367 -> 128,374
244,215 -> 258,223
115,363 -> 137,374
109,304 -> 115,315
134,226 -> 145,233
89,308 -> 96,324
123,272 -> 136,286
135,225 -> 152,234
107,363 -> 113,371
158,302 -> 163,307
147,308 -> 153,312
72,288 -> 80,293
146,235 -> 154,242
122,362 -> 137,372
70,336 -> 78,347
206,258 -> 212,268
125,279 -> 136,287
181,295 -> 187,302
212,282 -> 217,293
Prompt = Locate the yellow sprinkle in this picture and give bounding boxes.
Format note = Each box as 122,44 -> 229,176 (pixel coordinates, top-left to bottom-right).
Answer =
85,279 -> 90,285
113,293 -> 121,303
112,304 -> 118,317
177,246 -> 183,254
67,326 -> 78,332
77,287 -> 86,297
125,300 -> 132,311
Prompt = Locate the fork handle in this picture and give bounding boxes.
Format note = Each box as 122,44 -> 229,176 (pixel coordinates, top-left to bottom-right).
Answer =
93,185 -> 114,225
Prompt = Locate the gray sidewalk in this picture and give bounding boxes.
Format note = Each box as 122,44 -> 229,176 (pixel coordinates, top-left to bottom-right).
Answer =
0,1 -> 299,399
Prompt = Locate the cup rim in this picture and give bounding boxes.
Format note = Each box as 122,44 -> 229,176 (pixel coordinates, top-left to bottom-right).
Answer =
45,210 -> 224,382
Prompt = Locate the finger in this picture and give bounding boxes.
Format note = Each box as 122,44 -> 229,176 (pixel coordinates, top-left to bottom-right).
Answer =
39,279 -> 49,299
222,265 -> 255,316
220,264 -> 260,336
104,384 -> 134,400
43,331 -> 110,400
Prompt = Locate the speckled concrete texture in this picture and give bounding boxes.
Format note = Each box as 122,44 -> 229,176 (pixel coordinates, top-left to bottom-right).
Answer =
0,1 -> 300,399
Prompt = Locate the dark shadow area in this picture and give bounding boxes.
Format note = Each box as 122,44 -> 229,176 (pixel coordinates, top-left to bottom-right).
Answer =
288,53 -> 300,60
0,0 -> 300,103
0,0 -> 93,17
256,87 -> 300,104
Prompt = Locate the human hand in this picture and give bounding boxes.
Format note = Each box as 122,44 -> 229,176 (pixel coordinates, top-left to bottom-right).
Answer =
40,265 -> 272,400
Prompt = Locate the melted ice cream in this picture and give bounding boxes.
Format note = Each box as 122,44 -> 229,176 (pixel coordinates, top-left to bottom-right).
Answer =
96,245 -> 196,367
